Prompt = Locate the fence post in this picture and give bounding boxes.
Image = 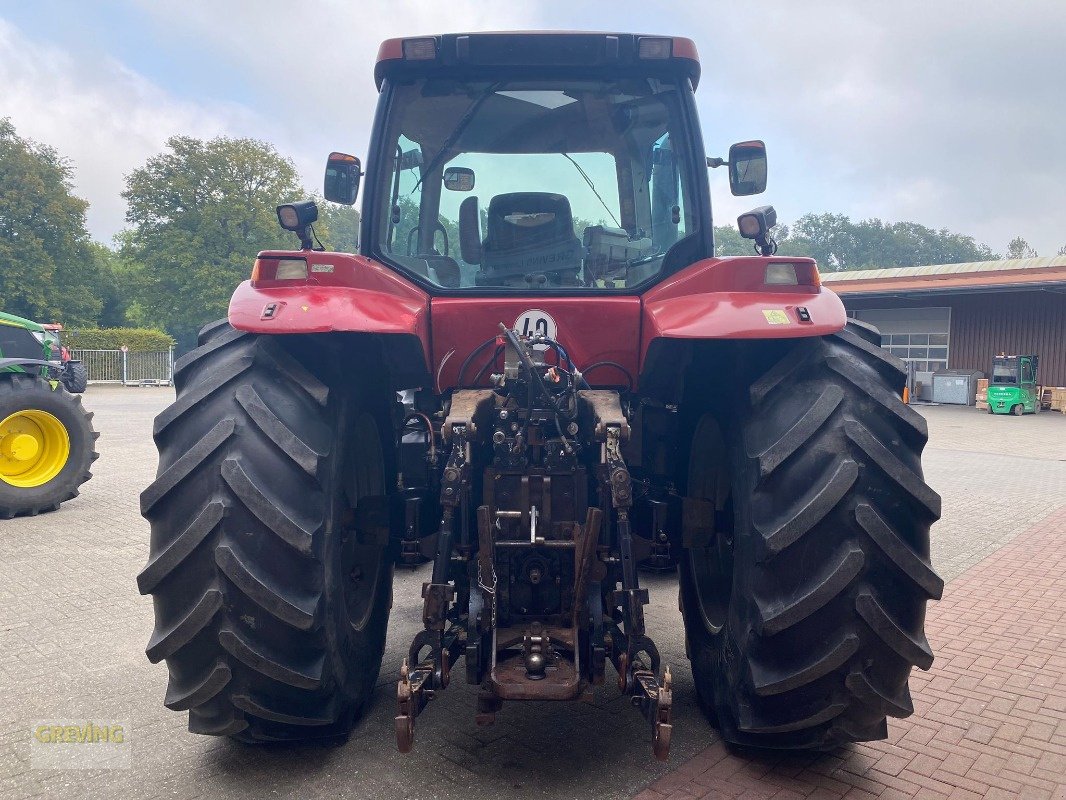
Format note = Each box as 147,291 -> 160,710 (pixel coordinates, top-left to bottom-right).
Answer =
121,347 -> 128,386
168,347 -> 175,385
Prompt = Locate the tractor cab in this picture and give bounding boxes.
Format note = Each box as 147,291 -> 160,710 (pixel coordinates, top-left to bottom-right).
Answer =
987,354 -> 1039,415
321,33 -> 767,292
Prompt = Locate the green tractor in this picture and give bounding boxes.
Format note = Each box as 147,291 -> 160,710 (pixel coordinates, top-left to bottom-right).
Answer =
987,354 -> 1039,415
0,311 -> 98,518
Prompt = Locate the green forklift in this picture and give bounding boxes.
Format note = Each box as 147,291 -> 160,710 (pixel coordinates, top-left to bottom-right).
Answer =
987,354 -> 1040,415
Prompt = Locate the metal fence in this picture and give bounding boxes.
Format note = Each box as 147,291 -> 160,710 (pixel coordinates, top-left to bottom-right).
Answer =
70,349 -> 174,386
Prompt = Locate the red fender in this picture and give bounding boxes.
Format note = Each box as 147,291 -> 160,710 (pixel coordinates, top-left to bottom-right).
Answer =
640,256 -> 846,369
228,251 -> 431,368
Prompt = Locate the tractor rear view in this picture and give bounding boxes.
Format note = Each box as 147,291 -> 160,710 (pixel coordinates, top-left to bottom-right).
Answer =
139,32 -> 941,759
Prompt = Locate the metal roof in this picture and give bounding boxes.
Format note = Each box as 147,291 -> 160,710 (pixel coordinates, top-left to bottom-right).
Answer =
821,256 -> 1066,282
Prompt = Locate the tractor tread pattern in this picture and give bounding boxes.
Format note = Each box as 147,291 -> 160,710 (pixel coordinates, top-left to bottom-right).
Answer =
756,459 -> 858,559
235,384 -> 327,477
220,457 -> 317,555
750,633 -> 859,697
139,319 -> 389,742
756,546 -> 864,635
219,628 -> 323,690
214,544 -> 319,629
139,418 -> 235,515
145,588 -> 223,663
164,660 -> 232,711
683,321 -> 941,750
753,384 -> 844,477
136,501 -> 225,594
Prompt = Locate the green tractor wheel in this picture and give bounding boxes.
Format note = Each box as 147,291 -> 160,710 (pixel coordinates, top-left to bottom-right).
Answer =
0,374 -> 98,518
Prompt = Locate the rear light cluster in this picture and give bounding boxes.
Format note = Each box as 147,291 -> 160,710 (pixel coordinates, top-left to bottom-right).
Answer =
252,257 -> 307,284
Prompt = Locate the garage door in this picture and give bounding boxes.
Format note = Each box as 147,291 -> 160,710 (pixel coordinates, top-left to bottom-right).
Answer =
850,307 -> 950,374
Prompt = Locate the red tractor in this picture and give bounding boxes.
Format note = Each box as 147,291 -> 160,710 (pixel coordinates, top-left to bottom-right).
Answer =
139,33 -> 941,760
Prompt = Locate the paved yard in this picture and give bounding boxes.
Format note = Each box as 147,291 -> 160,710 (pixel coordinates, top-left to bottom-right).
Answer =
1,389 -> 1064,799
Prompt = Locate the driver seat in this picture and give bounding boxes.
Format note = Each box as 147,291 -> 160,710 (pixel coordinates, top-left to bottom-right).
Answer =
475,192 -> 583,286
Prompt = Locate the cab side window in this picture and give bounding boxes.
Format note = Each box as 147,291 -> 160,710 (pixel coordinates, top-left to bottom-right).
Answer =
1021,360 -> 1034,383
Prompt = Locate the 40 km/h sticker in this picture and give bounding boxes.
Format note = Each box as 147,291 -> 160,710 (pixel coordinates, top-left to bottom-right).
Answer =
513,309 -> 558,350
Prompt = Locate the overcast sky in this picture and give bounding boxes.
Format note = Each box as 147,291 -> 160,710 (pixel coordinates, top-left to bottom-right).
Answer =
1,0 -> 1063,257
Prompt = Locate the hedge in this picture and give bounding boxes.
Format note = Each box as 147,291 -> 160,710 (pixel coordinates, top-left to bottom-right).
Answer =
64,328 -> 175,352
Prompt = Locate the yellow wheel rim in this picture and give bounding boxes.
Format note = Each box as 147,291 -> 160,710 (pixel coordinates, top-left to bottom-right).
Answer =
0,409 -> 70,488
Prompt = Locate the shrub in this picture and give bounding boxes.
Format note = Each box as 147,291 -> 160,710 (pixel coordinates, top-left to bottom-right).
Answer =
63,327 -> 175,352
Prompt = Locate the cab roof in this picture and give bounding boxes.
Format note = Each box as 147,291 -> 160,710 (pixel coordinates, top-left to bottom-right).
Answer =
374,32 -> 700,91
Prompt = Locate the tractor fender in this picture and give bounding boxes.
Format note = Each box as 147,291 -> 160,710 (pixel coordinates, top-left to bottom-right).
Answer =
228,250 -> 431,372
0,358 -> 58,372
639,256 -> 847,368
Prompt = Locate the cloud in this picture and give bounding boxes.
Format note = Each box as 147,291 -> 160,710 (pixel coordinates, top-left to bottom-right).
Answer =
3,2 -> 1064,257
0,18 -> 267,243
677,0 -> 1066,255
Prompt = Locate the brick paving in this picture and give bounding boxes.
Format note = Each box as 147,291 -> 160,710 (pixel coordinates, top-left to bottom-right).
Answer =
638,505 -> 1066,800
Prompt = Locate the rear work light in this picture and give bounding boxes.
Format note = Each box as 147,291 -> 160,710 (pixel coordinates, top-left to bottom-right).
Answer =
402,38 -> 437,60
637,37 -> 672,59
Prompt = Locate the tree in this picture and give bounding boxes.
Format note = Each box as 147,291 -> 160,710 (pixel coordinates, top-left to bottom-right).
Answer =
779,213 -> 998,271
713,225 -> 752,256
317,203 -> 360,252
121,136 -> 302,347
1006,236 -> 1038,259
0,118 -> 102,325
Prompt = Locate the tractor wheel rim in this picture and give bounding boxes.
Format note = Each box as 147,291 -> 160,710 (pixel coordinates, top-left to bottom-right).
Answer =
0,409 -> 71,487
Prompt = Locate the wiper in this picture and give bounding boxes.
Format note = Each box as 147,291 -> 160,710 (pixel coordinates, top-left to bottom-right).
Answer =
560,152 -> 621,228
411,81 -> 503,194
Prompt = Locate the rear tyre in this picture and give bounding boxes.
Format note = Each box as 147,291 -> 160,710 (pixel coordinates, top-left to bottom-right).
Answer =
62,361 -> 88,394
138,320 -> 394,741
1011,404 -> 1023,416
0,374 -> 97,518
680,321 -> 943,749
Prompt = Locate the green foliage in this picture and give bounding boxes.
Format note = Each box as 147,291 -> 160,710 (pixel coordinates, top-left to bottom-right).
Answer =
0,118 -> 103,326
120,135 -> 302,345
63,327 -> 175,352
317,203 -> 360,252
777,213 -> 999,272
1006,236 -> 1038,259
714,224 -> 755,256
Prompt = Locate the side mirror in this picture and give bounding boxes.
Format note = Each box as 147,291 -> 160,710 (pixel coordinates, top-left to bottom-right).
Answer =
459,196 -> 481,264
324,152 -> 361,205
444,166 -> 475,191
728,140 -> 767,196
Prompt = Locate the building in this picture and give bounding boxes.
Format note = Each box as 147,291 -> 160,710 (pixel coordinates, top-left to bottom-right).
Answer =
821,256 -> 1066,392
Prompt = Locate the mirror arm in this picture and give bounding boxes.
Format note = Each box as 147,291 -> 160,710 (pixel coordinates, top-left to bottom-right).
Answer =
706,156 -> 727,169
